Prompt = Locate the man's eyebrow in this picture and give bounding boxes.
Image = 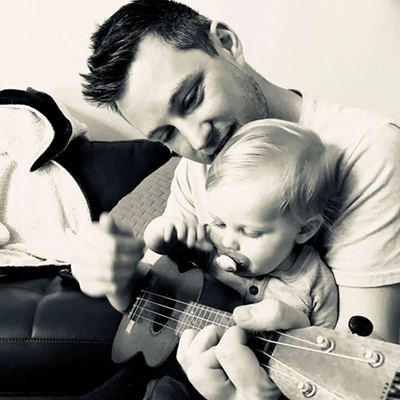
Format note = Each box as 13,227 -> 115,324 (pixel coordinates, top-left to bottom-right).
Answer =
147,71 -> 203,141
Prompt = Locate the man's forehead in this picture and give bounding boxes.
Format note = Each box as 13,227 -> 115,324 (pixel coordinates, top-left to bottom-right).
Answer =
118,35 -> 206,135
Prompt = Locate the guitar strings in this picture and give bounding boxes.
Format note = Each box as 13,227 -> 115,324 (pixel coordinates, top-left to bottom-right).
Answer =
141,290 -> 321,348
128,307 -> 344,398
258,351 -> 342,399
129,291 -> 373,365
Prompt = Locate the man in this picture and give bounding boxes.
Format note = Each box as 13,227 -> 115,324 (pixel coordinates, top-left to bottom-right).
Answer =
72,0 -> 400,399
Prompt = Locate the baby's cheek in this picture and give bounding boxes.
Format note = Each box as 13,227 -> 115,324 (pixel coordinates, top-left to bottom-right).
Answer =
208,226 -> 222,246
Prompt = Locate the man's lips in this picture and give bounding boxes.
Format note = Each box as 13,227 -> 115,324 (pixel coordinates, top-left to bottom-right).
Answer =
211,124 -> 236,158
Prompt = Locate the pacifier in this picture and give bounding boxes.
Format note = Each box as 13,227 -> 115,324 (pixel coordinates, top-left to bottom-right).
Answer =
216,254 -> 237,272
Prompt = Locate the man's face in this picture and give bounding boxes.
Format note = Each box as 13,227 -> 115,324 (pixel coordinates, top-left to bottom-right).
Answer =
117,35 -> 269,164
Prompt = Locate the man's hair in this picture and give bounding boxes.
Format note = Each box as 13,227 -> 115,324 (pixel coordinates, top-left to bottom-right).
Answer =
81,0 -> 217,112
206,119 -> 339,227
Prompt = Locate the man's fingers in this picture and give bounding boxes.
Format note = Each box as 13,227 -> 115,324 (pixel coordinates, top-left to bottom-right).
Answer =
177,329 -> 198,371
177,326 -> 237,400
177,325 -> 224,372
216,326 -> 281,399
233,298 -> 310,331
163,223 -> 175,243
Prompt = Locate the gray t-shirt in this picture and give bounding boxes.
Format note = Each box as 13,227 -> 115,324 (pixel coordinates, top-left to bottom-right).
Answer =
164,94 -> 400,288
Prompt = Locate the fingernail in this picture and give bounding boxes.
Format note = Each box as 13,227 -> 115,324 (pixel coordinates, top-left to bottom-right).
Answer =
234,306 -> 253,322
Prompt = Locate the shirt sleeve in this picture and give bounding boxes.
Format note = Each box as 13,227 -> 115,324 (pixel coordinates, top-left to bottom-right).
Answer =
162,158 -> 198,222
309,258 -> 339,329
324,123 -> 400,288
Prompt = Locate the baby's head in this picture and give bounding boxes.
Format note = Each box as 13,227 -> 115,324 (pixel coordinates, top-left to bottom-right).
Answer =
206,119 -> 337,277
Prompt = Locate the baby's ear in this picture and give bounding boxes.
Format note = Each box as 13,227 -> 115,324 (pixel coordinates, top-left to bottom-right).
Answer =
295,216 -> 323,244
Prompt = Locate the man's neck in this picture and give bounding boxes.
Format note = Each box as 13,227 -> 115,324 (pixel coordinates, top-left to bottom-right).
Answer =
246,64 -> 303,123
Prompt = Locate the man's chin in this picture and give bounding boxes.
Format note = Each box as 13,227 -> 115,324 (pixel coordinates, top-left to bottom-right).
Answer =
188,154 -> 215,165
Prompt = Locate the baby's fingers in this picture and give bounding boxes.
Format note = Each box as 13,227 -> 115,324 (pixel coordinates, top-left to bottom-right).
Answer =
185,225 -> 198,248
163,222 -> 177,243
194,224 -> 214,252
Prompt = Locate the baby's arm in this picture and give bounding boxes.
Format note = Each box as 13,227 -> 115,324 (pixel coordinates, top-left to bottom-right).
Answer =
144,216 -> 211,255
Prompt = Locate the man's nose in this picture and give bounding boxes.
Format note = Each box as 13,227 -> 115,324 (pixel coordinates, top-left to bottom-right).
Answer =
180,119 -> 213,151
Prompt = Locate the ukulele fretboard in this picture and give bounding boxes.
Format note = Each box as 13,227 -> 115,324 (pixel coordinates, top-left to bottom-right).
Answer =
175,301 -> 236,337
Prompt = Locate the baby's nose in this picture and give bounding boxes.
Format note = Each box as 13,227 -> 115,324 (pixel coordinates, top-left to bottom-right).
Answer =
221,233 -> 240,251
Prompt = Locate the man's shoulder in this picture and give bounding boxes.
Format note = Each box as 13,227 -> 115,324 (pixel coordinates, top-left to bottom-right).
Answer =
300,94 -> 397,146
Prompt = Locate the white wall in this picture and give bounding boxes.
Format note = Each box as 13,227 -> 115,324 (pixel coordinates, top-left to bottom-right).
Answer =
1,0 -> 399,140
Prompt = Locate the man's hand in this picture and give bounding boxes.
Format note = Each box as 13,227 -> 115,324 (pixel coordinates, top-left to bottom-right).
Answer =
177,298 -> 310,400
144,216 -> 213,254
70,212 -> 147,313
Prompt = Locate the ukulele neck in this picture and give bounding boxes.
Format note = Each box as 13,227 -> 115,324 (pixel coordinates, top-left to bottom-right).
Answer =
175,301 -> 237,337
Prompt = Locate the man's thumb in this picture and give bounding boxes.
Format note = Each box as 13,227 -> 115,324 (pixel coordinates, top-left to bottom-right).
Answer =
233,298 -> 310,331
99,212 -> 133,236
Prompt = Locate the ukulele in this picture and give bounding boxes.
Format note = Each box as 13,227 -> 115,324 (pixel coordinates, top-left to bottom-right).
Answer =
112,256 -> 400,400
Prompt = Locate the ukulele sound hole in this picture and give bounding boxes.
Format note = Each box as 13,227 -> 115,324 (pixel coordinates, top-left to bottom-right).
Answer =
152,297 -> 176,333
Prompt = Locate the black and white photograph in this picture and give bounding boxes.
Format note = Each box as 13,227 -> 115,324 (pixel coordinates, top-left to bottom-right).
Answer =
0,1 -> 400,399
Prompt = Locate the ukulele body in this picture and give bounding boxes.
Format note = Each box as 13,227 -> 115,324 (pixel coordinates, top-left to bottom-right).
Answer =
112,255 -> 242,379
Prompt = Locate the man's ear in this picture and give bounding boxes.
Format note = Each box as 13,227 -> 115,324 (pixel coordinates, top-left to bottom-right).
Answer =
209,21 -> 245,65
295,216 -> 323,245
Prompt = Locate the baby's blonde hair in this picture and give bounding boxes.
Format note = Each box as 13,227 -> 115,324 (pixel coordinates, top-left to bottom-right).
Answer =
206,119 -> 339,227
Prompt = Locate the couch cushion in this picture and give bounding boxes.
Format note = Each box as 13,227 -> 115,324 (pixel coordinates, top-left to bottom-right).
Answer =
0,272 -> 122,396
110,156 -> 180,239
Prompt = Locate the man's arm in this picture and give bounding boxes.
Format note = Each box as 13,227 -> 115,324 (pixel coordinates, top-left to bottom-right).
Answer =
336,284 -> 400,343
163,158 -> 199,221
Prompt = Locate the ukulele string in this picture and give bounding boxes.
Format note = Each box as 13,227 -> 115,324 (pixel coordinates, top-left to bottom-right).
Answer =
131,303 -> 230,331
139,290 -> 326,349
274,330 -> 322,348
129,309 -> 342,398
129,302 -> 363,398
131,291 -> 372,365
129,309 -> 343,399
257,350 -> 343,399
254,336 -> 372,364
133,290 -> 234,330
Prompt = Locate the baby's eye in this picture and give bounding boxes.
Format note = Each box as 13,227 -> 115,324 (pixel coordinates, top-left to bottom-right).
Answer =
211,221 -> 226,229
241,229 -> 263,239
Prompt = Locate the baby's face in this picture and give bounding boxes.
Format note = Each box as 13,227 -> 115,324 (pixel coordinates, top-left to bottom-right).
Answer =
208,181 -> 302,277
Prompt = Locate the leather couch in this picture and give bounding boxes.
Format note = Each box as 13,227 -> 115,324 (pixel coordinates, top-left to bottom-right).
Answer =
0,124 -> 176,399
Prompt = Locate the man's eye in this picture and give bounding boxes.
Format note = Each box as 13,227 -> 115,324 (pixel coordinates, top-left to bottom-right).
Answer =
160,128 -> 175,143
184,85 -> 200,110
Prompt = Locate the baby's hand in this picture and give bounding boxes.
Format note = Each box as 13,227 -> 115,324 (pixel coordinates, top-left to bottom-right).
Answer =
144,217 -> 213,254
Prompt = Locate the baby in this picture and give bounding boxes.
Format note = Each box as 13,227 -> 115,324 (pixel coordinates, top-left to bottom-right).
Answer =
144,119 -> 338,328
